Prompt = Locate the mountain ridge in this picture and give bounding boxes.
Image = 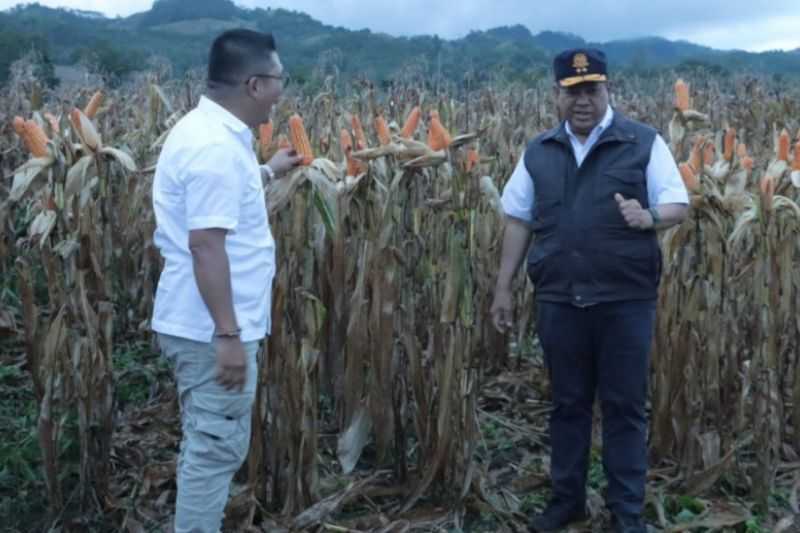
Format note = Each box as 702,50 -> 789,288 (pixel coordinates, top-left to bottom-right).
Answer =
1,0 -> 797,84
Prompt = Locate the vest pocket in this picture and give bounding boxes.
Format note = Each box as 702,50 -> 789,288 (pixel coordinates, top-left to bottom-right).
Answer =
594,168 -> 647,205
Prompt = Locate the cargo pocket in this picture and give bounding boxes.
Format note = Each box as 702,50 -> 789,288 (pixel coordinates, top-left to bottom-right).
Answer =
193,390 -> 252,435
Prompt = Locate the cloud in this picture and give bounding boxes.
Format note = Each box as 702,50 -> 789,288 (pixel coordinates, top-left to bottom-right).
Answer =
1,0 -> 798,51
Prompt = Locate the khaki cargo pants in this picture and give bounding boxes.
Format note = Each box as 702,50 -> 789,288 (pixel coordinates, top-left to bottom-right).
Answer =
158,334 -> 260,533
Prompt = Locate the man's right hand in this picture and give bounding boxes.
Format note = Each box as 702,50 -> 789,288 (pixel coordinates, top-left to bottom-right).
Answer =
490,286 -> 514,334
267,148 -> 304,176
215,337 -> 247,391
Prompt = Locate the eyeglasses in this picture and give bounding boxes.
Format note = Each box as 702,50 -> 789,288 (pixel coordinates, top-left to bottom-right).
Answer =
247,73 -> 291,87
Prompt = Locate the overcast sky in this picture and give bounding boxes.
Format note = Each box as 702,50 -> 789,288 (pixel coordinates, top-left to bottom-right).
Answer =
2,0 -> 799,52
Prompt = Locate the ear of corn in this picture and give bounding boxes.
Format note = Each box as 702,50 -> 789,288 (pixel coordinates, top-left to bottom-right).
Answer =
84,90 -> 104,119
400,106 -> 421,138
259,121 -> 273,159
674,79 -> 690,112
689,136 -> 705,172
374,115 -> 391,146
778,128 -> 790,161
289,114 -> 314,166
351,115 -> 367,150
464,147 -> 479,172
12,116 -> 49,158
427,113 -> 452,151
703,142 -> 716,166
723,128 -> 736,161
43,112 -> 59,135
792,141 -> 800,171
679,162 -> 699,192
12,116 -> 25,136
759,174 -> 775,210
340,128 -> 362,177
737,142 -> 748,160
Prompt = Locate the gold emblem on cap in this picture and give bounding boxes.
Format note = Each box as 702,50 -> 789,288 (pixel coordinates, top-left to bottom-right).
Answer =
572,53 -> 589,74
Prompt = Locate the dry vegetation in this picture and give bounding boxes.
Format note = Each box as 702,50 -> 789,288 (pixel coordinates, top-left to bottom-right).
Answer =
1,64 -> 800,532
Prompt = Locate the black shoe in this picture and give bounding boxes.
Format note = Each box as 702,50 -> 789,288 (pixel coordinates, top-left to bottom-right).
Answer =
528,501 -> 588,532
611,513 -> 647,533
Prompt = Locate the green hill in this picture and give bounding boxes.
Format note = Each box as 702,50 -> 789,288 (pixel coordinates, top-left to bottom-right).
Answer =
1,0 -> 798,86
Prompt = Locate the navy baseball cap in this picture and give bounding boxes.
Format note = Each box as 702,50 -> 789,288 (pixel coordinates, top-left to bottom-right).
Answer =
554,48 -> 608,87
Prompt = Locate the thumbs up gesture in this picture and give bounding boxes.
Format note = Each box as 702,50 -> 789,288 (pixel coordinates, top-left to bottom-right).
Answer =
615,193 -> 654,230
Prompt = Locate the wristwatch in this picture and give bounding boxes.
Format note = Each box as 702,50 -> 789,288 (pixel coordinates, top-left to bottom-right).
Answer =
647,207 -> 661,226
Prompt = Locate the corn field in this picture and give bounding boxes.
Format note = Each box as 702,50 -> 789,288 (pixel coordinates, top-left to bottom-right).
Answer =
1,64 -> 800,532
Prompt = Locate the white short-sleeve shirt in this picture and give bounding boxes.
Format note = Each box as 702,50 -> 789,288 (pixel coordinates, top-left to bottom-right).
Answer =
501,107 -> 689,223
151,96 -> 275,343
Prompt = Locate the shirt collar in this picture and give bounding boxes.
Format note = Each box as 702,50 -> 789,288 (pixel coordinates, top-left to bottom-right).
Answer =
198,95 -> 253,142
565,105 -> 614,142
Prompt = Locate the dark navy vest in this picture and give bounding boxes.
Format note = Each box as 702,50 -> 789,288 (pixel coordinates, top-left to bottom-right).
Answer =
524,112 -> 661,305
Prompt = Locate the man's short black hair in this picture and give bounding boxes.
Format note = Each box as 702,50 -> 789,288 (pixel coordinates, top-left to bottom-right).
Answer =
208,29 -> 277,85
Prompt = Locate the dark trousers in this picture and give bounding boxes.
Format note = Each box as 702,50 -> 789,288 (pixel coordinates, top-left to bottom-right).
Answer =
536,299 -> 656,518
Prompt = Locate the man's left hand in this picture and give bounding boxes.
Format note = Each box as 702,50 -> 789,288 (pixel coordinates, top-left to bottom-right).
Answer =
615,193 -> 654,230
267,148 -> 304,176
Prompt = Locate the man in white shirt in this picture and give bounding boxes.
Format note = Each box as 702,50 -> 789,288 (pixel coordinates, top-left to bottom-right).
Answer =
490,49 -> 688,533
151,29 -> 301,533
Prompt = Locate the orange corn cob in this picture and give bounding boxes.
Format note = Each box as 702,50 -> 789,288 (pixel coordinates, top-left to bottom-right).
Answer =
340,128 -> 362,177
69,108 -> 82,137
679,162 -> 699,192
259,121 -> 273,153
374,115 -> 391,146
84,90 -> 104,119
14,117 -> 49,158
760,174 -> 775,211
351,115 -> 367,150
741,156 -> 754,172
703,142 -> 715,166
465,147 -> 479,172
723,128 -> 736,162
427,113 -> 452,151
688,136 -> 705,172
12,116 -> 25,136
778,128 -> 790,161
288,114 -> 313,165
674,79 -> 690,112
43,112 -> 59,135
400,106 -> 421,138
736,142 -> 748,160
793,140 -> 800,171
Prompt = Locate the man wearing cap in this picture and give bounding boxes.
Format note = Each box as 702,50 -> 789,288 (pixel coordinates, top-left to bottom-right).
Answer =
490,49 -> 688,532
